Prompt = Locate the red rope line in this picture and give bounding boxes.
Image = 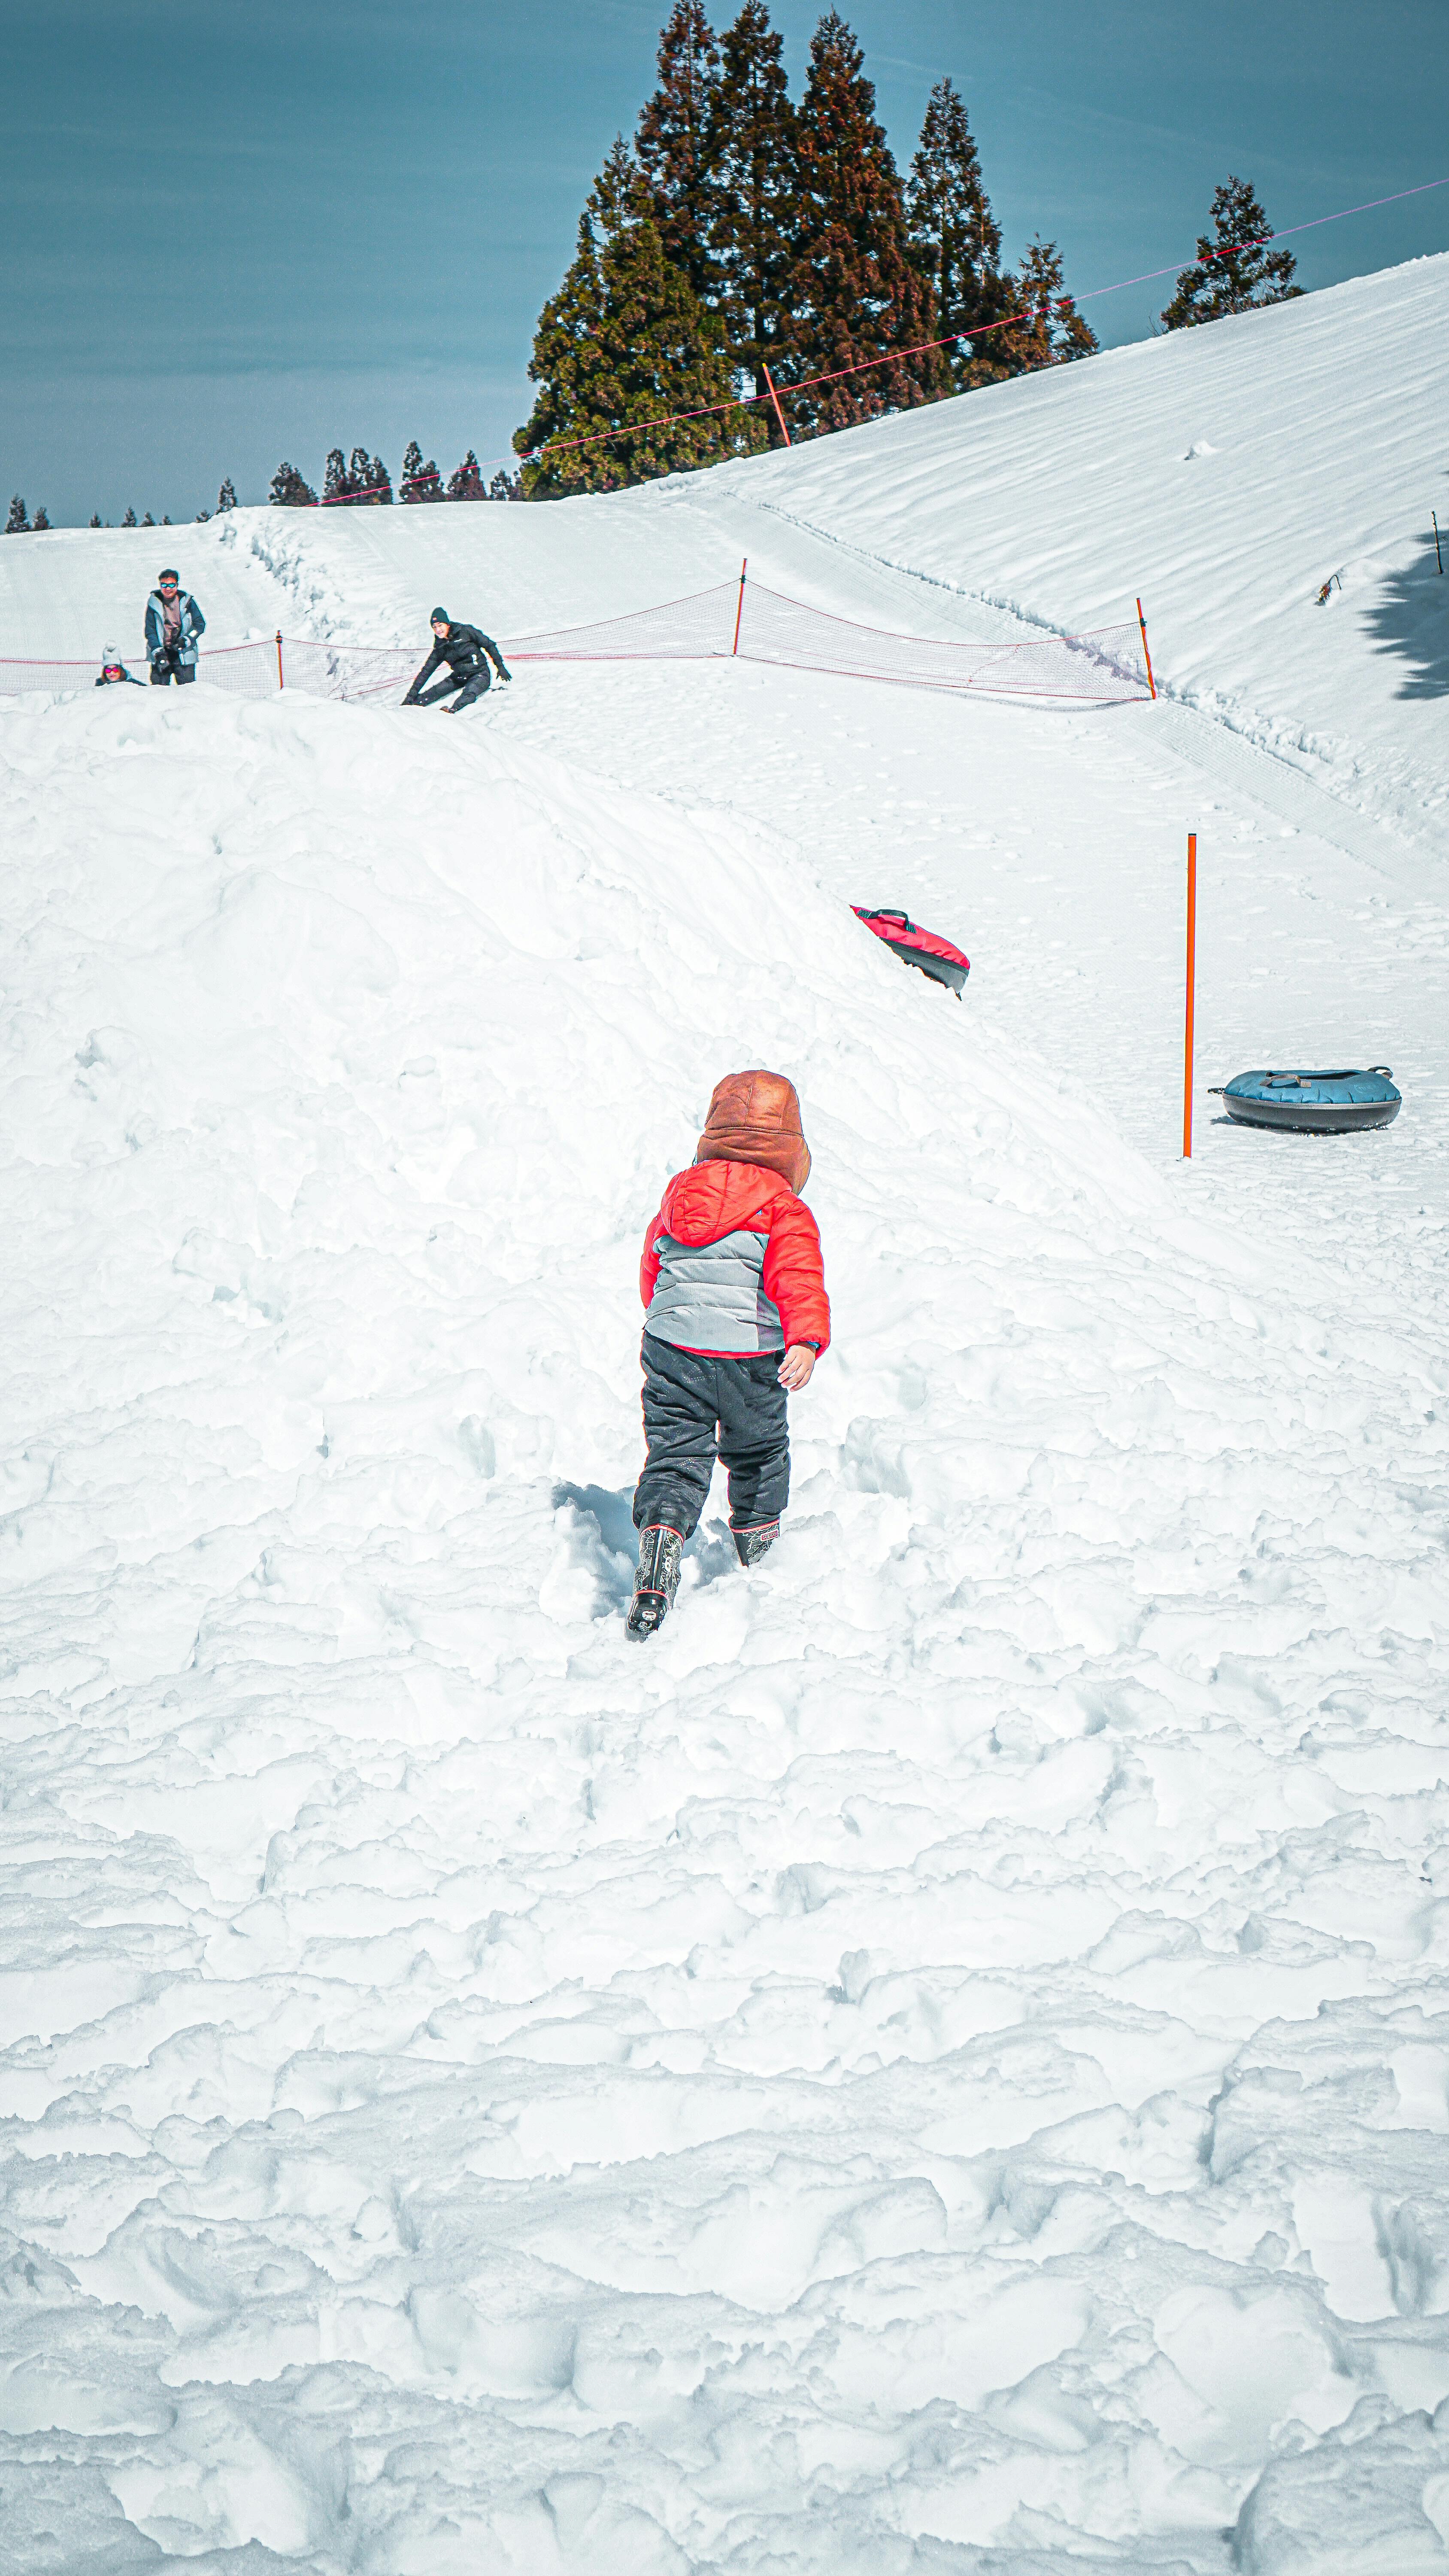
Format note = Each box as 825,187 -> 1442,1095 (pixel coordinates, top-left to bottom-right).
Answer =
515,170 -> 1449,469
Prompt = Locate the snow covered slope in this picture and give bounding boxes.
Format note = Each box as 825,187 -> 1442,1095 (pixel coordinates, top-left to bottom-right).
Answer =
204,252 -> 1446,855
2,259 -> 1449,2575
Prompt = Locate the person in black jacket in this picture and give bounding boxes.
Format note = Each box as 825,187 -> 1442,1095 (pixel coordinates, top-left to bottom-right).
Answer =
403,608 -> 511,713
96,646 -> 143,686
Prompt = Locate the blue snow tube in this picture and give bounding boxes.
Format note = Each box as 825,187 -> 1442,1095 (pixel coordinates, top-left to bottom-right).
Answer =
1216,1067 -> 1401,1134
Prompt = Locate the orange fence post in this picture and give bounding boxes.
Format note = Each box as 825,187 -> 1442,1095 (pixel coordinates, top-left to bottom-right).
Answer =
275,630 -> 285,691
1136,596 -> 1156,700
1182,831 -> 1197,1158
731,558 -> 747,655
762,363 -> 792,448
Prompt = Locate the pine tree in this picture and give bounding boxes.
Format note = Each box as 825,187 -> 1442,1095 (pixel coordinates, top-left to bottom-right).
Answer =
33,505 -> 50,530
1161,177 -> 1300,328
488,469 -> 524,501
401,440 -> 442,501
782,11 -> 934,436
369,454 -> 393,504
217,477 -> 237,512
5,497 -> 30,533
994,237 -> 1098,372
121,505 -> 137,527
710,1 -> 796,424
194,509 -> 212,522
515,137 -> 760,496
162,515 -> 172,526
88,512 -> 102,530
268,462 -> 317,506
905,78 -> 1015,391
142,510 -> 155,527
323,448 -> 350,503
446,450 -> 486,501
637,1 -> 721,304
348,445 -> 384,501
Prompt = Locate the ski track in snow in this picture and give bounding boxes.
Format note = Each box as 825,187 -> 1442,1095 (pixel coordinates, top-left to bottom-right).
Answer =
2,263 -> 1449,2574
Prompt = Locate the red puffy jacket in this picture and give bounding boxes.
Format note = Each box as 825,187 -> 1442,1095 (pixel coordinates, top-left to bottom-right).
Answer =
640,1160 -> 831,1358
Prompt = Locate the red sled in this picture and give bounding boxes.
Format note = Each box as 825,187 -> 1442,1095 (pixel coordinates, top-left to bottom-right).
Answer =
852,906 -> 970,998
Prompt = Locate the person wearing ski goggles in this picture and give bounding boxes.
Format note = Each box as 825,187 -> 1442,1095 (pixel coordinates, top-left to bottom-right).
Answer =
144,570 -> 206,684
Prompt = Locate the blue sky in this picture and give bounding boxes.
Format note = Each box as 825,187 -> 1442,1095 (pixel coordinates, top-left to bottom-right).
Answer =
3,0 -> 1446,525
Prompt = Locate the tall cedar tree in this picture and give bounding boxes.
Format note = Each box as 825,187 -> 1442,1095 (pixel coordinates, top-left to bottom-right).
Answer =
323,448 -> 350,502
710,2 -> 797,426
447,450 -> 486,500
269,462 -> 317,506
216,477 -> 237,512
515,138 -> 760,497
401,440 -> 443,501
122,506 -> 137,527
349,446 -> 391,502
33,506 -> 50,529
5,497 -> 30,533
1161,176 -> 1300,328
88,512 -> 103,529
636,2 -> 720,304
905,78 -> 1015,391
980,238 -> 1097,376
783,12 -> 934,436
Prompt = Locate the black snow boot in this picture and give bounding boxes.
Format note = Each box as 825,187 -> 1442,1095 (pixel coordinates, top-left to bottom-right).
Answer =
733,1520 -> 780,1569
626,1524 -> 683,1639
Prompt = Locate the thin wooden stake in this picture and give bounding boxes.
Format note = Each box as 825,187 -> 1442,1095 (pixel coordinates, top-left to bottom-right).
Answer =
762,363 -> 792,448
1183,831 -> 1197,1159
1137,595 -> 1156,700
275,629 -> 285,691
1434,510 -> 1443,576
732,558 -> 747,655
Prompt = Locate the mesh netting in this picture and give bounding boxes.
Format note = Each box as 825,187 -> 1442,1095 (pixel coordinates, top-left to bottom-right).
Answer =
0,584 -> 1150,708
506,580 -> 1150,702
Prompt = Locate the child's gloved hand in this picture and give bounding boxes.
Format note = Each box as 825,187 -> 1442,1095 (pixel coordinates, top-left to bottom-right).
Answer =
779,1345 -> 816,1391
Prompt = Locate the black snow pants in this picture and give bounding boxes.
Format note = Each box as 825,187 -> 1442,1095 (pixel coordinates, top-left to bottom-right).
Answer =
634,1331 -> 790,1538
150,651 -> 195,685
417,663 -> 491,711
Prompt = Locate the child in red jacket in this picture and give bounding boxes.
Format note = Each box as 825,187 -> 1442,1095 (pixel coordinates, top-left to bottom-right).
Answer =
627,1069 -> 831,1639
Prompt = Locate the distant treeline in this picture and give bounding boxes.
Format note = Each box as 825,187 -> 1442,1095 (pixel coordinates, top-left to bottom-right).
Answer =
266,447 -> 525,509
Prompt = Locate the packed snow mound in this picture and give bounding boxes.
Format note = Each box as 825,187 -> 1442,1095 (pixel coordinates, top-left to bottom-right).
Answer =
3,674 -> 1449,2572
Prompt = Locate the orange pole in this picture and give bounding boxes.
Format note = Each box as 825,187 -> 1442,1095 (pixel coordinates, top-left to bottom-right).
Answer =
1136,596 -> 1156,700
731,558 -> 747,655
1183,831 -> 1197,1158
762,363 -> 792,448
276,629 -> 285,691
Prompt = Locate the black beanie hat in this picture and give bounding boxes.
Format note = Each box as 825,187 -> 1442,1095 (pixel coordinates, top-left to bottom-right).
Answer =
430,605 -> 449,624
158,568 -> 179,583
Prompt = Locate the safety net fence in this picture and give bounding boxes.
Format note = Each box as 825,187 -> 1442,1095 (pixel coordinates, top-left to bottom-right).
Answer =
0,580 -> 1151,708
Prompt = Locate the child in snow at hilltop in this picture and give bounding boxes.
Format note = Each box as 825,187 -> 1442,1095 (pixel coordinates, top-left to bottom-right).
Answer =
95,647 -> 142,686
627,1071 -> 830,1641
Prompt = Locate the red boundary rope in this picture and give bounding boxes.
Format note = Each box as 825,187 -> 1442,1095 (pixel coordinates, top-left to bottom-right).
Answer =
0,577 -> 1155,708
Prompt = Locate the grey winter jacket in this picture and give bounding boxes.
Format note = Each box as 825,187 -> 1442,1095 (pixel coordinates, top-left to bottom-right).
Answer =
645,1227 -> 786,1356
144,590 -> 205,665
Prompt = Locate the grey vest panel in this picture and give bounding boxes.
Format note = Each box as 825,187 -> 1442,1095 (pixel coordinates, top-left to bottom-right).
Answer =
645,1226 -> 784,1355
